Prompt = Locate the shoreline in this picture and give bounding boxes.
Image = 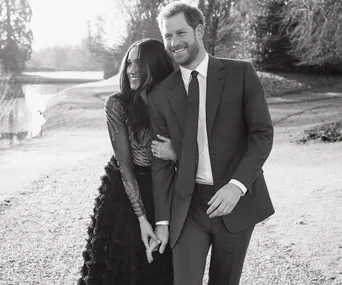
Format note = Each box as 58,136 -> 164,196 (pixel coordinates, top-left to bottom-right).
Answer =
0,71 -> 104,84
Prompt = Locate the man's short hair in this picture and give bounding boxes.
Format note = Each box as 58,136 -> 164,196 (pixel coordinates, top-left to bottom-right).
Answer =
157,1 -> 205,31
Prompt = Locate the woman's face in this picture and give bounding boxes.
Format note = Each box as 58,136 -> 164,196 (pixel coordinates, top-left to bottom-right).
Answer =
126,46 -> 140,90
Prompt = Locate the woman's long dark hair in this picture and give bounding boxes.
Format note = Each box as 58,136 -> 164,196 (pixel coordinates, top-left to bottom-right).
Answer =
118,38 -> 174,141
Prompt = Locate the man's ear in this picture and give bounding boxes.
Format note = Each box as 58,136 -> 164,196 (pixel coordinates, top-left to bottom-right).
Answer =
196,24 -> 204,39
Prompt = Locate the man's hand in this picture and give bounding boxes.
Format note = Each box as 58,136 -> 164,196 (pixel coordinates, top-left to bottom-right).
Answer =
206,183 -> 242,218
145,225 -> 169,263
154,224 -> 169,254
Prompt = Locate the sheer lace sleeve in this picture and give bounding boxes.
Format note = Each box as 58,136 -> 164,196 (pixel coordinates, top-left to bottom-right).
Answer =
105,94 -> 145,218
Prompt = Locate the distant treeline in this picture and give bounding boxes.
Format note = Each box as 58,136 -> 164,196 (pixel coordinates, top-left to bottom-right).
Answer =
25,39 -> 102,72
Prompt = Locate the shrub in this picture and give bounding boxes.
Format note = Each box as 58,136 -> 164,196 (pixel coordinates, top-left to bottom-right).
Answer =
297,121 -> 342,144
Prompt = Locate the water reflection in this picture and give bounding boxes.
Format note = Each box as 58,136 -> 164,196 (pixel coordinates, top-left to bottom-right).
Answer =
0,83 -> 72,149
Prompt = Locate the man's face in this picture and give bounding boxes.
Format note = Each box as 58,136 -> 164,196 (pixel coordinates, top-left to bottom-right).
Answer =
160,13 -> 201,68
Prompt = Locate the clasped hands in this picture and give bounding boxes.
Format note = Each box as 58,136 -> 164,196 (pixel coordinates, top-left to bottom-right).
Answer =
140,183 -> 242,262
145,224 -> 169,263
139,216 -> 169,263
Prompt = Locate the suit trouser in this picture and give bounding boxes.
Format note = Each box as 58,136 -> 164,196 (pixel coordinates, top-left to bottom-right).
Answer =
172,184 -> 254,285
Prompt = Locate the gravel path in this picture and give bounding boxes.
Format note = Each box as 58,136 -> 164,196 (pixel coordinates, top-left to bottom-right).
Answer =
0,154 -> 107,285
1,151 -> 339,285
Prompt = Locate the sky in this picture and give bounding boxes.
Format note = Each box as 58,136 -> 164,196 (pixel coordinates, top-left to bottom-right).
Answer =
28,0 -> 127,50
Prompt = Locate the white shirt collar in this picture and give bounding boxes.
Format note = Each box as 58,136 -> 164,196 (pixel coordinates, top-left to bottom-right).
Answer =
179,52 -> 209,85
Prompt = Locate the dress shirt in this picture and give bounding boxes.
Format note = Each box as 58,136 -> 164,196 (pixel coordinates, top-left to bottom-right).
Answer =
179,53 -> 247,193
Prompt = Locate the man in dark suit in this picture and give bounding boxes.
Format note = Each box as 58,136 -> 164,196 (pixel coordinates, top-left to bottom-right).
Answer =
148,2 -> 274,284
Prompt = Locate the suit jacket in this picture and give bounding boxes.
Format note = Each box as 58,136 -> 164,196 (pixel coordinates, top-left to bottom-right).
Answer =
148,56 -> 275,248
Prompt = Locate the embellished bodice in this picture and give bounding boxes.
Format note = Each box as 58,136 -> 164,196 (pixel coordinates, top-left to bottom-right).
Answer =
105,93 -> 153,218
128,126 -> 153,167
106,94 -> 153,166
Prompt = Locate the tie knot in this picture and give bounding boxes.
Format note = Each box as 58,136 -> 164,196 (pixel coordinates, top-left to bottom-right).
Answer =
191,70 -> 198,78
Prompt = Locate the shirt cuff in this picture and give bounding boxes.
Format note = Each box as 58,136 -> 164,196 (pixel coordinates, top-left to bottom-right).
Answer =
229,179 -> 247,196
156,221 -> 169,226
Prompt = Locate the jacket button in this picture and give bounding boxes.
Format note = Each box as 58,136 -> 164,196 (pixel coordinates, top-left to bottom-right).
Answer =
210,154 -> 216,158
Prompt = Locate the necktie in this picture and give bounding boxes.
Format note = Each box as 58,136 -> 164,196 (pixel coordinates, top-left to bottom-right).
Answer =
176,70 -> 199,198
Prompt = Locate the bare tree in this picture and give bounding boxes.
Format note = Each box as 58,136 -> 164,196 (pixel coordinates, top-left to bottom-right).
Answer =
201,0 -> 234,56
281,0 -> 342,67
200,0 -> 257,58
86,0 -> 168,78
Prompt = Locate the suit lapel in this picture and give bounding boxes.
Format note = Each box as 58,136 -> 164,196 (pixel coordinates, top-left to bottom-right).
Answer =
166,70 -> 188,131
206,56 -> 227,136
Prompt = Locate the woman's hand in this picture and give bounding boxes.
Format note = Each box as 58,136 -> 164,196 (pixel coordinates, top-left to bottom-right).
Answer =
151,135 -> 177,162
138,215 -> 160,250
146,239 -> 160,263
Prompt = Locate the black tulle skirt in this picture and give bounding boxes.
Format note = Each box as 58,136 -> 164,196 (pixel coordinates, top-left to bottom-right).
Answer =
78,156 -> 173,285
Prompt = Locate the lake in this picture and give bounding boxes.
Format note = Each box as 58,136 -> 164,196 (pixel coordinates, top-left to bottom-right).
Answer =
0,71 -> 103,149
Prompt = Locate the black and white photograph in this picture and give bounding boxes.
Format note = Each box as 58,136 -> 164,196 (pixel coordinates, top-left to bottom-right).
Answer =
0,0 -> 341,284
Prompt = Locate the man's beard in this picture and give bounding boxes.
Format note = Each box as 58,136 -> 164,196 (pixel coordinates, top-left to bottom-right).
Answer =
169,39 -> 200,67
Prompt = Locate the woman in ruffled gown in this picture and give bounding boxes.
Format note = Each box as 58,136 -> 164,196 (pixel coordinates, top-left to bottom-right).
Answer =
77,38 -> 176,285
